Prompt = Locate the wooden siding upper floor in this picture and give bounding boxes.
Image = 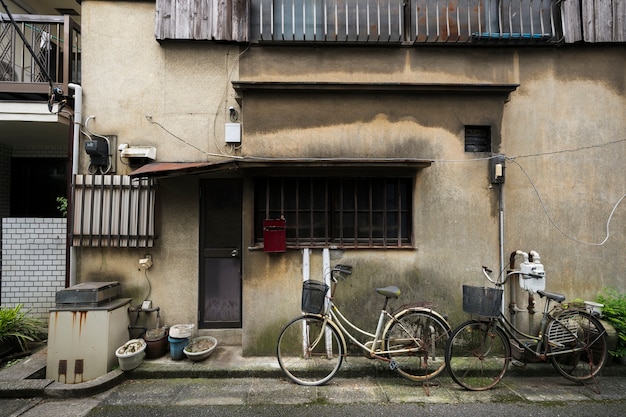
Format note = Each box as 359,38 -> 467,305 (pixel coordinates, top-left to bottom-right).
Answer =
155,0 -> 625,44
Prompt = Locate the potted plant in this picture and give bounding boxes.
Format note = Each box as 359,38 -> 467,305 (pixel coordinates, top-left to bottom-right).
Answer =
183,336 -> 218,362
115,339 -> 147,371
0,304 -> 46,358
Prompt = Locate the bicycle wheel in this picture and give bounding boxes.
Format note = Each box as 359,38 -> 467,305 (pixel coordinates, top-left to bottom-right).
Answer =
445,320 -> 510,390
382,309 -> 451,382
548,309 -> 608,382
276,315 -> 344,386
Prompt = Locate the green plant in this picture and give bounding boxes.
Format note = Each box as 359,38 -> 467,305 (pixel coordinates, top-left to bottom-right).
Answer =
598,288 -> 626,357
56,196 -> 68,217
0,304 -> 47,352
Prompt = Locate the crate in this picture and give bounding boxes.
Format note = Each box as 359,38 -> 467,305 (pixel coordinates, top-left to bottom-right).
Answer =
462,285 -> 503,318
301,280 -> 329,314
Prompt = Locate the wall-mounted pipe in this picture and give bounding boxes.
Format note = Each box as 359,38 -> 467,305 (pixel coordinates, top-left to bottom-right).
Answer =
67,83 -> 82,288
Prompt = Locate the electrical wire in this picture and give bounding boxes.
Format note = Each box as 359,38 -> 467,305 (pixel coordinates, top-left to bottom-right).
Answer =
508,158 -> 625,246
145,115 -> 243,159
143,268 -> 152,302
212,44 -> 251,155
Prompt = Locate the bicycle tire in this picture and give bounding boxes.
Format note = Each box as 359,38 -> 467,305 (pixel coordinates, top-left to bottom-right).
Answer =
276,315 -> 344,386
445,320 -> 510,390
382,309 -> 451,382
547,309 -> 608,382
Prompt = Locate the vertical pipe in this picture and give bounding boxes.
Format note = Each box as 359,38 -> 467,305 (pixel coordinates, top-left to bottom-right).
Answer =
323,248 -> 332,356
498,180 -> 509,324
67,83 -> 82,287
302,248 -> 310,357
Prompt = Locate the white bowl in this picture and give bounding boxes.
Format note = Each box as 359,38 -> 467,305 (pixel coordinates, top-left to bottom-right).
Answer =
169,324 -> 195,338
183,336 -> 218,362
115,339 -> 147,371
584,301 -> 604,316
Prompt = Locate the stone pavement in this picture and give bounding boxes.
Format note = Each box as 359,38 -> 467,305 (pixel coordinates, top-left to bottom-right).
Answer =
1,344 -> 626,417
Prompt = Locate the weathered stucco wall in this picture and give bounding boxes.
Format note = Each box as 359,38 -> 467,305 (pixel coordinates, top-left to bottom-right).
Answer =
78,2 -> 236,328
79,2 -> 625,355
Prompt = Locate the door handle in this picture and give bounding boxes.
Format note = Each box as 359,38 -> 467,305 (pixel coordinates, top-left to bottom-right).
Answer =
231,249 -> 239,257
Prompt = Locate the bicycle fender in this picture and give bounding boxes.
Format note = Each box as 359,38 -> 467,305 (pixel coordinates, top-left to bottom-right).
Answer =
392,307 -> 452,331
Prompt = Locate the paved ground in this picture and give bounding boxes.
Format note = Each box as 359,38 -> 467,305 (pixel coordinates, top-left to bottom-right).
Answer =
1,345 -> 625,417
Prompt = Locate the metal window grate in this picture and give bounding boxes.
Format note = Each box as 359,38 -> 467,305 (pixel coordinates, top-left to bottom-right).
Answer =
250,0 -> 559,44
72,175 -> 155,247
254,176 -> 412,248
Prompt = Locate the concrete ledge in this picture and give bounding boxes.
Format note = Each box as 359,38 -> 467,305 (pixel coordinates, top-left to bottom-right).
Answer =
44,369 -> 126,399
0,379 -> 53,398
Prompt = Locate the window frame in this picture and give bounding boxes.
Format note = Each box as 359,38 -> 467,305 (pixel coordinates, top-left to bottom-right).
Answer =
254,174 -> 414,249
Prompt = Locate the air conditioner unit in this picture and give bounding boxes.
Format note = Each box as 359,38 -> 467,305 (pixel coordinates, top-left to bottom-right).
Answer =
120,146 -> 156,160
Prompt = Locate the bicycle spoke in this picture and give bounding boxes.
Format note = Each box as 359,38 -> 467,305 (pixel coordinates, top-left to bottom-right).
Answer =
445,320 -> 510,390
277,315 -> 343,386
384,310 -> 450,382
549,310 -> 608,382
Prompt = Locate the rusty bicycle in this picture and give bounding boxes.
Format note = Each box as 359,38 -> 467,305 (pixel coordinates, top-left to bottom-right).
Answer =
444,251 -> 609,391
276,264 -> 451,386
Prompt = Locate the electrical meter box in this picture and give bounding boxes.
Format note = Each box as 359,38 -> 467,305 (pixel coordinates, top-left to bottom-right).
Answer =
519,260 -> 546,293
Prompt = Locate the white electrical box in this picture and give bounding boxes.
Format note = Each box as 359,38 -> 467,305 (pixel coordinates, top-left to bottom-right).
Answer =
120,146 -> 157,160
519,260 -> 546,293
225,123 -> 241,144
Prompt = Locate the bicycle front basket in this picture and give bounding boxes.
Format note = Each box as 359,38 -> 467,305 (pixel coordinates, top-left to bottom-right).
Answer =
301,280 -> 329,314
462,285 -> 503,318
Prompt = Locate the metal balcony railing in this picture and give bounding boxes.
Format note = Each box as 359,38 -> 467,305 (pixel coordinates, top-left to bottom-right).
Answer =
0,14 -> 81,99
250,0 -> 560,44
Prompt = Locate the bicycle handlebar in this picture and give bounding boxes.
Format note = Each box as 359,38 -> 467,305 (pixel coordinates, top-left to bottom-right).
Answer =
482,265 -> 544,286
330,264 -> 352,283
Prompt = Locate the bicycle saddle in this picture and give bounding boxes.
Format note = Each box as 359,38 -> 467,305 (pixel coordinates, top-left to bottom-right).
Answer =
537,290 -> 566,303
376,286 -> 401,299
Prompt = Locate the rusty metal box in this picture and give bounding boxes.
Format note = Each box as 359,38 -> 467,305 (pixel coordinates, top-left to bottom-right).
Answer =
55,281 -> 121,307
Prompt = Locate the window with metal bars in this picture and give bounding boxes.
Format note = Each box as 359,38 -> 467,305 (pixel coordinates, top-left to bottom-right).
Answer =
254,176 -> 413,248
72,175 -> 156,247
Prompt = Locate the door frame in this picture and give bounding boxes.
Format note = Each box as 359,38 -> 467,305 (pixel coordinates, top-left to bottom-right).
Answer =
198,178 -> 243,329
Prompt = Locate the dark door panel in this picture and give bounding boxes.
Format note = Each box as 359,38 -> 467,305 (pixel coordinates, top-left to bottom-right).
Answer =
199,179 -> 242,328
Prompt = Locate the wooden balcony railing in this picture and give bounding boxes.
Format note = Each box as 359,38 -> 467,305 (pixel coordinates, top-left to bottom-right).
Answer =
250,0 -> 561,44
0,14 -> 80,100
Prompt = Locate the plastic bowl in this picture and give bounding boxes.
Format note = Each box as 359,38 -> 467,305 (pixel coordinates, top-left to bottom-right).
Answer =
169,324 -> 195,338
115,339 -> 147,371
183,336 -> 218,362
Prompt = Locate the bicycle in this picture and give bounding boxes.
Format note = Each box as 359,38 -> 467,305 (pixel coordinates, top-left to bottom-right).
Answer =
445,250 -> 609,391
276,264 -> 452,386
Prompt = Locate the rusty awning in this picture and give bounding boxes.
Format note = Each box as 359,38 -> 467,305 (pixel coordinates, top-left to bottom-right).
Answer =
129,157 -> 433,178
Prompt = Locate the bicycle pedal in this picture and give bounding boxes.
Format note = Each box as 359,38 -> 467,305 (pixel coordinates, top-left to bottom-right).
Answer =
389,360 -> 398,371
511,359 -> 526,368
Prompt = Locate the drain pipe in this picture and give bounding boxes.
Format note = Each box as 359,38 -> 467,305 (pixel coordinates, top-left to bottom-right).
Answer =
67,83 -> 82,288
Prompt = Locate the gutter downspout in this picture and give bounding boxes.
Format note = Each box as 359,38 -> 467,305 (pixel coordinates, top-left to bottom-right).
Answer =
497,177 -> 510,325
67,83 -> 82,287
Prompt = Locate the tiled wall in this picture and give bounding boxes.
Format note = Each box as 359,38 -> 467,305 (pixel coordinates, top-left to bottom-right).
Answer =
1,218 -> 66,318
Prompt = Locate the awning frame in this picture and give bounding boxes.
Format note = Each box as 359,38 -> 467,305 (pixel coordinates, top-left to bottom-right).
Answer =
129,157 -> 433,178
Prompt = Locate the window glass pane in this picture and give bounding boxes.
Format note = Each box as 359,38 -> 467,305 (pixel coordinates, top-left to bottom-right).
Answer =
312,178 -> 326,210
341,212 -> 355,239
339,179 -> 354,210
312,211 -> 326,240
283,178 -> 297,210
356,180 -> 370,210
371,212 -> 384,239
371,180 -> 385,210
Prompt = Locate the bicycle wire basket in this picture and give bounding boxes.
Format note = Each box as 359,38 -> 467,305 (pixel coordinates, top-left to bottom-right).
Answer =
301,280 -> 329,314
462,285 -> 503,318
